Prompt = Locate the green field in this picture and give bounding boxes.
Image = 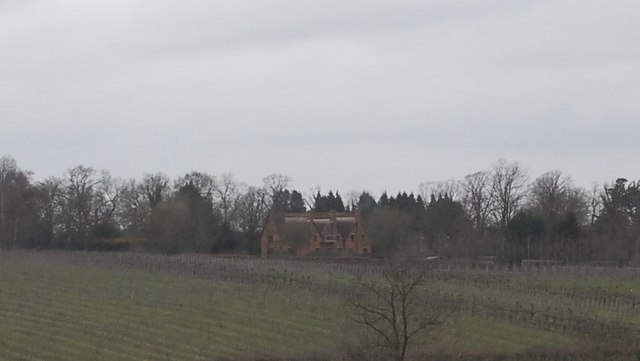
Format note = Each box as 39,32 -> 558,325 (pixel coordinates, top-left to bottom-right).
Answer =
0,251 -> 638,360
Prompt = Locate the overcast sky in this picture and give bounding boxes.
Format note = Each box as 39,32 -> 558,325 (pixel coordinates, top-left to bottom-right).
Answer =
2,0 -> 639,195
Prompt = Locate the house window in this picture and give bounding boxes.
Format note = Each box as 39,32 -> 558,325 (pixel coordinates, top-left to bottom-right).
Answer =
350,234 -> 355,241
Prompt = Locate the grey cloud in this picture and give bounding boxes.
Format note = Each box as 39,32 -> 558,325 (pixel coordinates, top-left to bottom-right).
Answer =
1,0 -> 639,195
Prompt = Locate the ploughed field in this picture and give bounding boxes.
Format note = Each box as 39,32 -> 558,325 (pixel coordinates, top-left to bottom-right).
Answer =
0,251 -> 639,360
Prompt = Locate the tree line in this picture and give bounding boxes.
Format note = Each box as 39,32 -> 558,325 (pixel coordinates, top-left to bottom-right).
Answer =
0,155 -> 638,265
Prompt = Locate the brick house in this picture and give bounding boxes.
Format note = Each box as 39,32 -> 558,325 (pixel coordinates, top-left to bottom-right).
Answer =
261,211 -> 370,257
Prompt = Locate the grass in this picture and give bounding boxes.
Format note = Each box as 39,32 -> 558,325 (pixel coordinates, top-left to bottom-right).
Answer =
0,251 -> 637,360
0,261 -> 346,360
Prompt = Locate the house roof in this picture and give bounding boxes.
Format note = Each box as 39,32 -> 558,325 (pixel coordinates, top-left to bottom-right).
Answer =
267,211 -> 361,243
336,216 -> 356,223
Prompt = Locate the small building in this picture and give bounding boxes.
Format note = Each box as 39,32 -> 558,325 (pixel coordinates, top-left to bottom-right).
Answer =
261,211 -> 370,257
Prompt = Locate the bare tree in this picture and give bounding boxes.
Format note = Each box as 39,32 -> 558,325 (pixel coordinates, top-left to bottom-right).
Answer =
262,173 -> 292,212
213,173 -> 244,226
117,174 -> 172,236
117,179 -> 149,235
344,190 -> 361,211
236,186 -> 270,254
141,172 -> 171,208
490,159 -> 528,230
90,171 -> 122,226
418,179 -> 461,202
304,185 -> 321,211
529,170 -> 589,226
461,171 -> 493,236
61,165 -> 101,247
262,173 -> 291,197
350,260 -> 459,361
530,170 -> 571,217
175,171 -> 216,200
564,187 -> 589,223
57,166 -> 122,248
236,186 -> 269,235
588,182 -> 603,226
34,177 -> 64,247
0,156 -> 33,248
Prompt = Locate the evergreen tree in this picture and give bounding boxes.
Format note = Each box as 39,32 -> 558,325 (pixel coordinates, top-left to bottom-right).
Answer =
357,192 -> 377,217
313,190 -> 346,212
334,191 -> 345,212
288,190 -> 306,212
379,192 -> 390,207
